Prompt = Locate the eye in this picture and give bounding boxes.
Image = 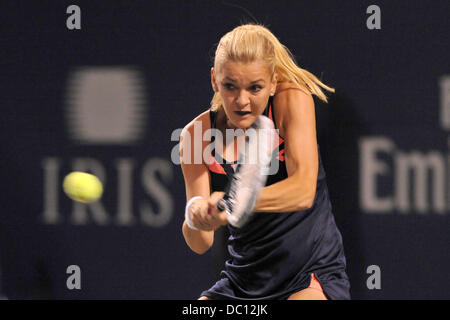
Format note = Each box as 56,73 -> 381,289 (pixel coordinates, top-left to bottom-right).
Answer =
223,83 -> 235,91
250,85 -> 262,92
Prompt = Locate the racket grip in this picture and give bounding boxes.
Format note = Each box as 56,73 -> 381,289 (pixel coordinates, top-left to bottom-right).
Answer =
216,198 -> 228,212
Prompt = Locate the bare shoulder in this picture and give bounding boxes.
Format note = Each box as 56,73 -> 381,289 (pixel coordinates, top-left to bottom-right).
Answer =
273,82 -> 315,134
276,81 -> 310,96
275,81 -> 313,102
182,109 -> 211,136
180,109 -> 212,167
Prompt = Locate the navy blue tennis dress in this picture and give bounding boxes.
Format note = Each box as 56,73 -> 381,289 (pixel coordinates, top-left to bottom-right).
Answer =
201,96 -> 351,300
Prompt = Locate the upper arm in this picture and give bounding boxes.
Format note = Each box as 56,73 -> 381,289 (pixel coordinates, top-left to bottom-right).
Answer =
180,115 -> 211,201
273,84 -> 319,204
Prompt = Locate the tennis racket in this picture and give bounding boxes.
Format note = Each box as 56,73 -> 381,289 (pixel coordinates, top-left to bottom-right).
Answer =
216,115 -> 275,228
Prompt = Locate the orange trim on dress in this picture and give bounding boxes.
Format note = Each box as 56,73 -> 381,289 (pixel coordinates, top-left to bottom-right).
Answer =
308,273 -> 324,292
268,102 -> 285,162
208,155 -> 226,175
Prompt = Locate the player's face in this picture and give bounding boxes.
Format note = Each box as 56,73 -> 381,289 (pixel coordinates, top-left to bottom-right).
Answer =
211,60 -> 277,129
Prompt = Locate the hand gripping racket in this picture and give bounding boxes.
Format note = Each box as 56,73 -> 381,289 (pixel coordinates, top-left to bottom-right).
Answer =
216,115 -> 275,228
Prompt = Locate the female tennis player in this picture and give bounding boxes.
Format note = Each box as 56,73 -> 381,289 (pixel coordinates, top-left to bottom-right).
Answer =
180,23 -> 350,300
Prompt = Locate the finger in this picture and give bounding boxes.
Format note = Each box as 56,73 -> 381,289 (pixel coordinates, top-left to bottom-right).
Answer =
197,221 -> 209,230
205,211 -> 219,225
208,196 -> 225,217
199,203 -> 210,220
199,205 -> 215,229
208,191 -> 225,207
191,204 -> 206,228
207,204 -> 222,218
218,210 -> 228,225
208,209 -> 228,226
189,198 -> 204,218
192,215 -> 210,230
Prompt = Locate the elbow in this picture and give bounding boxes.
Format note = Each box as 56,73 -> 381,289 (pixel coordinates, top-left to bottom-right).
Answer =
296,201 -> 313,211
191,244 -> 212,255
302,198 -> 315,210
188,237 -> 213,255
182,222 -> 213,255
291,171 -> 317,211
295,188 -> 316,211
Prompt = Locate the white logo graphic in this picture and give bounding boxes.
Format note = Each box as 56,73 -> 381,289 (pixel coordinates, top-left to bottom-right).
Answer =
65,66 -> 147,145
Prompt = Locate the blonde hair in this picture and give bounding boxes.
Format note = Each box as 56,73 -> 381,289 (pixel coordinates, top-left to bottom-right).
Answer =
211,23 -> 335,111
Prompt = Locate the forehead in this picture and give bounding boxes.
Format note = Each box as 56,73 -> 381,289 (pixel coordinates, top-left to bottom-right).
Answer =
217,60 -> 271,82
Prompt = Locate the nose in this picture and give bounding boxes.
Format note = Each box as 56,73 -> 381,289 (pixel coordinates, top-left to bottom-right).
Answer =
235,90 -> 250,109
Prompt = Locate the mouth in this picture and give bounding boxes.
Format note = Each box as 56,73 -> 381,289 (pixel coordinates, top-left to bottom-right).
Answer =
234,110 -> 252,117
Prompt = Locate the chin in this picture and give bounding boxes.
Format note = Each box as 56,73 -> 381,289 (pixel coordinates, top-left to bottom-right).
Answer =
229,116 -> 256,130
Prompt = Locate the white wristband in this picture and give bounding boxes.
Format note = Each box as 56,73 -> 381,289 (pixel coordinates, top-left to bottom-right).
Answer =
185,196 -> 203,230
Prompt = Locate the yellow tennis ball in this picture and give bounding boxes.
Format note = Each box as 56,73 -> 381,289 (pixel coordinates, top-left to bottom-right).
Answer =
63,171 -> 103,203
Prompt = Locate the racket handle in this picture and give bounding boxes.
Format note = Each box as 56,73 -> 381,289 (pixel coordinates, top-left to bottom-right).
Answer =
216,198 -> 228,212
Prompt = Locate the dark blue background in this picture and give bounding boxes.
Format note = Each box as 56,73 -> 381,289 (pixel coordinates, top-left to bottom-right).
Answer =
0,0 -> 448,299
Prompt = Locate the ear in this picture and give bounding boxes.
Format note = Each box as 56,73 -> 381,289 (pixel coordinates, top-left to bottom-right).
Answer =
211,67 -> 219,93
270,72 -> 278,95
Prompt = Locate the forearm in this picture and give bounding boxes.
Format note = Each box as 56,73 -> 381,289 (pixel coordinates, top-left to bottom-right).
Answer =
182,220 -> 214,254
254,173 -> 316,212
